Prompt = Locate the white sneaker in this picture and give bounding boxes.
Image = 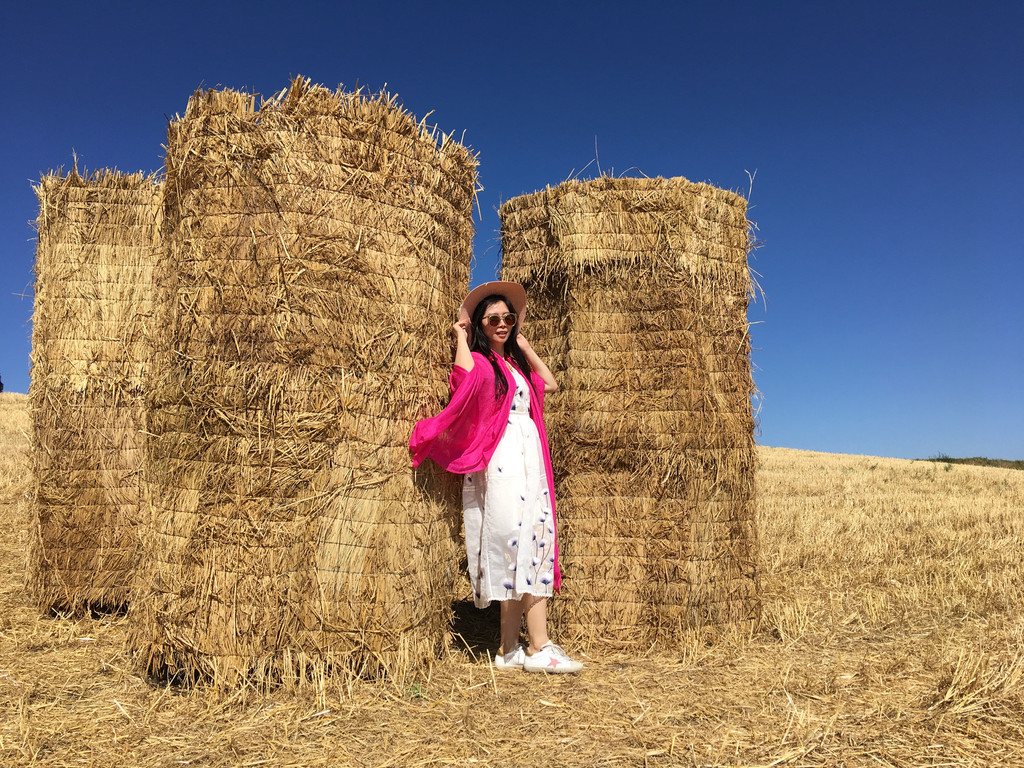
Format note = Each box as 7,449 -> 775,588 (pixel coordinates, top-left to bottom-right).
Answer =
523,643 -> 583,674
493,643 -> 526,670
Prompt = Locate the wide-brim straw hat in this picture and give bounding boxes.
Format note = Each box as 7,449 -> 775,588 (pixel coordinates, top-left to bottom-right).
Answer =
458,281 -> 527,326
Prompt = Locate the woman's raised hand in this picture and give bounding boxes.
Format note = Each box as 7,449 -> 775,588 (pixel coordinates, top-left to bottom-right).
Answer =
516,329 -> 558,393
452,320 -> 474,370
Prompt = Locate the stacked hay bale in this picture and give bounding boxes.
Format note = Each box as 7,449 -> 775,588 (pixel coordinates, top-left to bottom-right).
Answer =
500,176 -> 759,649
28,170 -> 161,613
131,79 -> 474,688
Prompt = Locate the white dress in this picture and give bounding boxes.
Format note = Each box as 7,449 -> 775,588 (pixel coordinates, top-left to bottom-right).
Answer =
462,365 -> 556,608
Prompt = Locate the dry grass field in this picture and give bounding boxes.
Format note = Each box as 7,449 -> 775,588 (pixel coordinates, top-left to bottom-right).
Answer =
2,391 -> 1022,767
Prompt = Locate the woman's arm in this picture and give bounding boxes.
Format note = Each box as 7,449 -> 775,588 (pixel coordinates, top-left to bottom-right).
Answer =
517,331 -> 558,393
453,321 -> 474,371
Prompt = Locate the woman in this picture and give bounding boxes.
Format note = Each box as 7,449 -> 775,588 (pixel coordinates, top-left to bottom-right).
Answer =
410,281 -> 582,673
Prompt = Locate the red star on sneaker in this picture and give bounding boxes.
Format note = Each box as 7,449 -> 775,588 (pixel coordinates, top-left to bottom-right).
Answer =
548,657 -> 561,669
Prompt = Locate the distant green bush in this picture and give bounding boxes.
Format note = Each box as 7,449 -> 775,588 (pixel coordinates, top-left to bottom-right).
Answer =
924,454 -> 1024,471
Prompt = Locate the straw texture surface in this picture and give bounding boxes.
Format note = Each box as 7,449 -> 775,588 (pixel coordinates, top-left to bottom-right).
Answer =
28,170 -> 161,613
500,176 -> 759,649
130,79 -> 475,689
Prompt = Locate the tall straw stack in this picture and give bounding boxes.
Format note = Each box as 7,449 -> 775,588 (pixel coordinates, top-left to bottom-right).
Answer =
130,79 -> 475,689
28,170 -> 161,613
500,176 -> 759,650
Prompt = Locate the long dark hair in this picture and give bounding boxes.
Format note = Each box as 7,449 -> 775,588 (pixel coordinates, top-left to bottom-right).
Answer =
469,294 -> 534,400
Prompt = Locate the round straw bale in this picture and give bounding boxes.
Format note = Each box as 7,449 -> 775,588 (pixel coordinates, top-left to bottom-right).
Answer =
131,79 -> 474,689
500,176 -> 759,651
28,170 -> 161,614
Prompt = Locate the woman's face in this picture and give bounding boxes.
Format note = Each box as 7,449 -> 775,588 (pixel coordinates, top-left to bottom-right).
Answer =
480,300 -> 515,349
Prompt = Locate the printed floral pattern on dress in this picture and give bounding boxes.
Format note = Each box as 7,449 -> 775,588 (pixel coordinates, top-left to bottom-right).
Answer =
526,488 -> 555,588
461,365 -> 554,607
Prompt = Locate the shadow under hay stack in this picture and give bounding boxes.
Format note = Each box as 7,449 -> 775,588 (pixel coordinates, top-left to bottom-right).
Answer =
500,176 -> 760,650
29,170 -> 161,613
131,79 -> 475,688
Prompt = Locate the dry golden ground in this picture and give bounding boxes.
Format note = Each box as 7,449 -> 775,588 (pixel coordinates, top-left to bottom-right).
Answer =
1,392 -> 1022,767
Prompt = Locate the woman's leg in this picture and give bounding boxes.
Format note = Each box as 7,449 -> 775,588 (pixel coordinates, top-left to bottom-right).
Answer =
522,595 -> 551,653
499,599 -> 525,654
521,595 -> 583,672
501,595 -> 553,653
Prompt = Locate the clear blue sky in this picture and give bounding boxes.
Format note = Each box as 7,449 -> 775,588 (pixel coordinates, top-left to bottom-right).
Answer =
1,1 -> 1021,460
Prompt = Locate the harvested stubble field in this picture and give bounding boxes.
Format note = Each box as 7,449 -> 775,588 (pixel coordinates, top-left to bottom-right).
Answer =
2,391 -> 1022,767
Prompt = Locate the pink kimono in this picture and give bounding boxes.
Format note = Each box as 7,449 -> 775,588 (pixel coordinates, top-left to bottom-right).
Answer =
410,351 -> 561,591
